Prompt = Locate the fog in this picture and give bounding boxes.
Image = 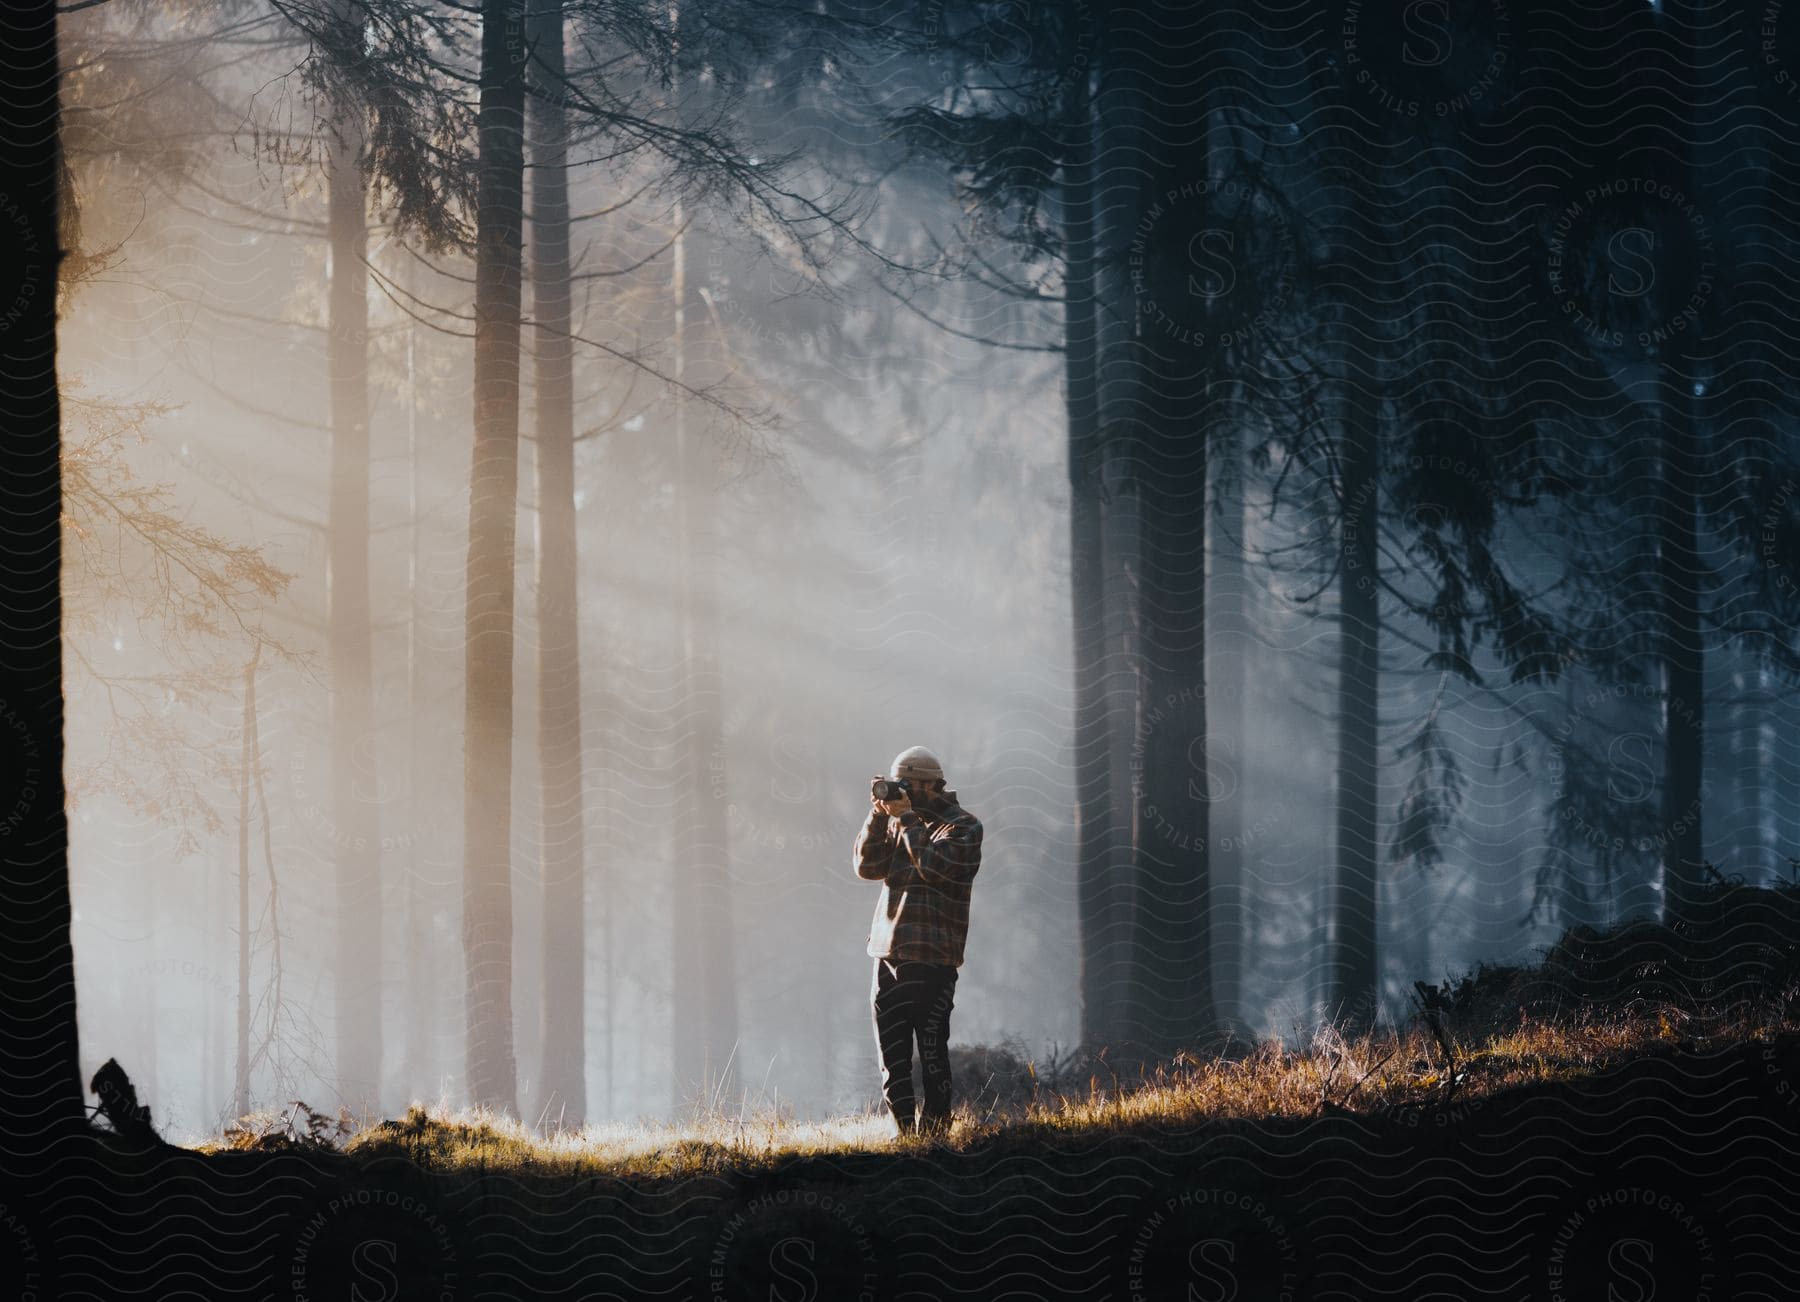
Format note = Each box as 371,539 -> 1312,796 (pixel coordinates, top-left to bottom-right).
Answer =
56,1 -> 1800,1141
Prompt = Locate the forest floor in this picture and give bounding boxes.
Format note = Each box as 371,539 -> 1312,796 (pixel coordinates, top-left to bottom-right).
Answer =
50,880 -> 1800,1300
251,877 -> 1800,1180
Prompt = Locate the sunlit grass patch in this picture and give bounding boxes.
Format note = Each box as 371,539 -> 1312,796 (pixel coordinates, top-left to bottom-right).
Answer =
289,998 -> 1799,1181
334,1096 -> 921,1178
192,882 -> 1800,1178
190,1000 -> 1799,1177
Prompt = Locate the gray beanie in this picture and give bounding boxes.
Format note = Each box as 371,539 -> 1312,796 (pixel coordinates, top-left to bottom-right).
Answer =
889,746 -> 945,785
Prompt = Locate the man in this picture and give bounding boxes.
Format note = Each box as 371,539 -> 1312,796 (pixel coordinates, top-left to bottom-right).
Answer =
853,746 -> 983,1139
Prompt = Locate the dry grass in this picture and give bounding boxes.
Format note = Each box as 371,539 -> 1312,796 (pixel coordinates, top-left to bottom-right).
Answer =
211,1000 -> 1792,1183
340,1104 -> 912,1178
197,881 -> 1800,1182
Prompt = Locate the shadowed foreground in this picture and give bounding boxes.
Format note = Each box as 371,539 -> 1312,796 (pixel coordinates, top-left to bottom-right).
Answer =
24,883 -> 1800,1300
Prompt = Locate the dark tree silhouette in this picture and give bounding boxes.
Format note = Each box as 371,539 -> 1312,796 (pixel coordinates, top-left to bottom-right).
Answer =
0,0 -> 84,1149
1057,61 -> 1125,1050
888,0 -> 1310,1055
1092,0 -> 1223,1056
1525,1 -> 1800,929
891,0 -> 1131,1054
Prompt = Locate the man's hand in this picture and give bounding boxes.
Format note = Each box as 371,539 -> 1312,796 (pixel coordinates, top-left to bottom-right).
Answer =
873,792 -> 912,820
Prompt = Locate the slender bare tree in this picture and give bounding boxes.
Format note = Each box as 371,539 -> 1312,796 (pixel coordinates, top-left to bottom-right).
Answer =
322,0 -> 383,1111
528,0 -> 589,1129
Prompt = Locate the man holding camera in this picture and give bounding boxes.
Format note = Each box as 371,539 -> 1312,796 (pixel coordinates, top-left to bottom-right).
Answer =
853,746 -> 983,1139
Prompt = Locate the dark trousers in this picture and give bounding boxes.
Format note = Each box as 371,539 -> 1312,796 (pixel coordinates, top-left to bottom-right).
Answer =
870,957 -> 958,1134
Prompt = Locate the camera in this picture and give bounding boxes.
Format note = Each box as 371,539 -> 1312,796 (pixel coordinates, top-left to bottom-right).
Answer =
871,777 -> 911,802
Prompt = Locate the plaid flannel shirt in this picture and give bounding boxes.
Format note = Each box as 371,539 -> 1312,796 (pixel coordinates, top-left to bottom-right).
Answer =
853,788 -> 983,968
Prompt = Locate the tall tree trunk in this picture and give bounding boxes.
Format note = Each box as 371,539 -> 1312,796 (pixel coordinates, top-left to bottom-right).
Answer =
1091,0 -> 1178,1058
325,7 -> 381,1109
1096,405 -> 1142,1055
1648,1 -> 1707,927
137,825 -> 158,1104
402,253 -> 437,1100
1061,65 -> 1124,1054
1129,379 -> 1215,1055
462,0 -> 529,1115
1330,380 -> 1381,1030
0,0 -> 84,1150
1657,377 -> 1706,922
1207,427 -> 1247,1030
1313,38 -> 1387,1032
1779,697 -> 1800,882
511,425 -> 544,1107
1735,665 -> 1776,885
668,214 -> 738,1105
235,653 -> 257,1119
528,0 -> 587,1130
1108,0 -> 1218,1058
1091,7 -> 1146,1056
600,796 -> 614,1116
